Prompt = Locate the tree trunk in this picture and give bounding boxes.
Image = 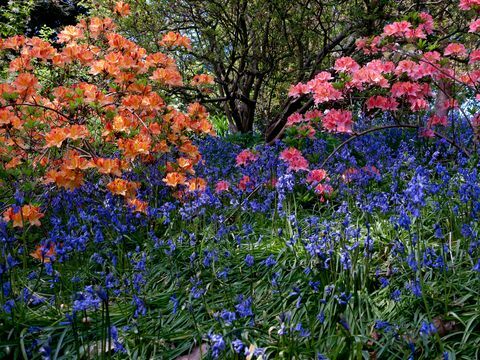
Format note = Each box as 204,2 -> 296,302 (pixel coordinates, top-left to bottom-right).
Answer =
228,98 -> 255,133
264,31 -> 352,143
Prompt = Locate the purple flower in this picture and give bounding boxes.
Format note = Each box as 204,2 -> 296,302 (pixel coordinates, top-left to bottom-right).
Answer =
244,254 -> 254,267
473,259 -> 480,272
232,339 -> 245,354
209,333 -> 225,359
235,295 -> 254,319
419,321 -> 437,337
263,255 -> 277,267
294,322 -> 311,337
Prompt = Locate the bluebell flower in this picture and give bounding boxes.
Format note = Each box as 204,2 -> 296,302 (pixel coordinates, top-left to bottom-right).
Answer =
235,295 -> 253,318
317,311 -> 325,324
218,310 -> 236,325
232,339 -> 245,354
419,321 -> 437,337
209,333 -> 225,359
473,259 -> 480,272
3,299 -> 15,314
294,322 -> 311,337
391,289 -> 401,302
263,255 -> 277,267
379,277 -> 390,288
253,348 -> 265,357
406,279 -> 422,297
111,326 -> 126,353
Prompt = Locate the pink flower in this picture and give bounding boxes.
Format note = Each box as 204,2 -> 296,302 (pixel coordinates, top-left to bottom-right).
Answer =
313,71 -> 333,82
215,180 -> 230,193
472,113 -> 480,127
235,149 -> 258,166
279,147 -> 309,172
422,51 -> 441,63
366,96 -> 399,111
459,0 -> 480,11
428,114 -> 448,127
383,21 -> 412,37
405,27 -> 426,39
362,165 -> 380,176
391,82 -> 430,99
444,43 -> 467,57
304,109 -> 322,120
334,57 -> 360,73
306,169 -> 329,184
355,36 -> 381,54
420,128 -> 435,138
314,183 -> 333,202
308,81 -> 343,104
322,109 -> 353,133
297,124 -> 316,139
470,49 -> 480,64
469,19 -> 480,32
351,66 -> 389,88
409,98 -> 429,111
418,12 -> 434,35
288,83 -> 308,98
342,168 -> 359,183
286,113 -> 304,126
238,175 -> 253,191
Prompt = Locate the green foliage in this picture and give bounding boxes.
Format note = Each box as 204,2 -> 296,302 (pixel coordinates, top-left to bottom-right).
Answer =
209,114 -> 230,137
0,0 -> 35,37
222,131 -> 263,148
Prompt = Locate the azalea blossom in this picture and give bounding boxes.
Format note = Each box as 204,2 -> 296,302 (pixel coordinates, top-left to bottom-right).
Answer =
3,205 -> 44,227
306,169 -> 329,184
236,149 -> 258,166
322,109 -> 353,133
279,147 -> 309,172
215,180 -> 230,193
444,43 -> 467,57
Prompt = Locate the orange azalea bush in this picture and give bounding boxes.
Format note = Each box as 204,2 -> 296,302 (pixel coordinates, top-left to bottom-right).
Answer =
0,11 -> 214,220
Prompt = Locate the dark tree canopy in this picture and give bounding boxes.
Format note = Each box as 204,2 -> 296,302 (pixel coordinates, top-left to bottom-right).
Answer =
0,0 -> 86,37
89,0 -> 465,139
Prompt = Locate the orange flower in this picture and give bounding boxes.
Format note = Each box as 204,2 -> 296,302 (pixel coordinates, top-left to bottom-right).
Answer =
127,198 -> 148,213
187,177 -> 206,192
13,73 -> 39,96
67,125 -> 90,140
30,244 -> 56,262
177,157 -> 195,173
114,1 -> 131,17
107,178 -> 139,198
191,74 -> 214,86
117,134 -> 151,159
179,141 -> 200,159
57,25 -> 84,44
3,205 -> 44,227
150,68 -> 183,87
45,128 -> 69,148
63,150 -> 94,170
163,172 -> 186,187
44,168 -> 85,190
159,31 -> 191,49
89,59 -> 107,75
5,157 -> 22,169
112,115 -> 136,133
94,158 -> 124,177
